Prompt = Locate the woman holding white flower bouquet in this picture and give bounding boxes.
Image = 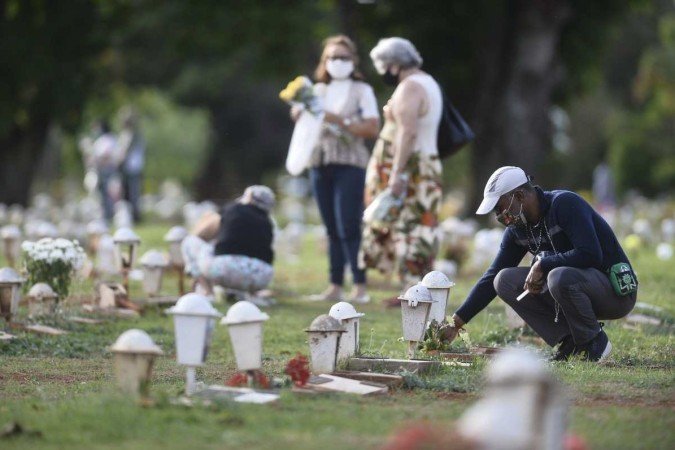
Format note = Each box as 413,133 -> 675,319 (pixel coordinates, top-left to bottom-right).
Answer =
22,238 -> 86,305
289,35 -> 380,303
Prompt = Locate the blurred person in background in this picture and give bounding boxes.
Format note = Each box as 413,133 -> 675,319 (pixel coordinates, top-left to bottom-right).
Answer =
90,119 -> 119,222
117,108 -> 145,223
181,185 -> 275,304
592,155 -> 617,225
359,37 -> 443,288
291,35 -> 380,303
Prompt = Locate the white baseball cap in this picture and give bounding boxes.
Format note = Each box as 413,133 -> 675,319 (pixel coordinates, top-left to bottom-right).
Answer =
476,166 -> 528,215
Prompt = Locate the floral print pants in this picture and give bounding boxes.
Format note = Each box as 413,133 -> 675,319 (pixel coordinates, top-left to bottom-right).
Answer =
181,235 -> 274,292
358,137 -> 443,285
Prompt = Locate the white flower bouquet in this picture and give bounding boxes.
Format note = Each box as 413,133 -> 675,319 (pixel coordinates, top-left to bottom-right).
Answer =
22,238 -> 86,302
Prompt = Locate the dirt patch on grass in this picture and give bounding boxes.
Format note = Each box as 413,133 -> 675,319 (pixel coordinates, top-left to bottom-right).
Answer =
434,392 -> 475,402
0,372 -> 96,384
575,395 -> 675,409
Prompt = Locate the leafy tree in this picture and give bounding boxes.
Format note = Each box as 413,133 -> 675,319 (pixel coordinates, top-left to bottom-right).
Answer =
610,11 -> 675,195
0,0 -> 120,204
350,0 -> 640,211
0,0 -> 650,207
115,0 -> 328,199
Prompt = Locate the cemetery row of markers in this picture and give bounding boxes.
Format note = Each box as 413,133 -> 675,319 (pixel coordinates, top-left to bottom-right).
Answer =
1,219 -> 577,450
0,220 -> 454,401
111,268 -> 455,402
0,225 -> 188,327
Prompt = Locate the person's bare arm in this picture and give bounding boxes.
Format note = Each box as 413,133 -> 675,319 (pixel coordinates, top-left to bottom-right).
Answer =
290,104 -> 303,122
389,80 -> 424,194
191,211 -> 221,241
343,117 -> 379,139
324,112 -> 379,139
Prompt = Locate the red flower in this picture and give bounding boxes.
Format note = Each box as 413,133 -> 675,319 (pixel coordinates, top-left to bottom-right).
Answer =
420,211 -> 438,227
225,370 -> 270,389
225,372 -> 248,387
252,370 -> 270,389
285,354 -> 310,387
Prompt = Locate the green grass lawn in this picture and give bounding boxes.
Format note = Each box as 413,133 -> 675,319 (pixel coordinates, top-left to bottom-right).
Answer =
1,223 -> 673,449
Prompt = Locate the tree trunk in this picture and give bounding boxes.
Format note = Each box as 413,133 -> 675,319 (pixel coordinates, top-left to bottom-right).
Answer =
193,80 -> 292,201
469,0 -> 571,214
0,121 -> 49,206
337,0 -> 356,38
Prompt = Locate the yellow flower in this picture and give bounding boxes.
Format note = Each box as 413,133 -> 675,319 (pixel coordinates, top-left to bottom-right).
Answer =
623,234 -> 642,253
279,76 -> 312,103
279,87 -> 293,102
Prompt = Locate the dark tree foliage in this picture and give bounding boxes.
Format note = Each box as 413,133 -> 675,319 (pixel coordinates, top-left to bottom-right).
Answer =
0,0 -> 643,205
0,0 -> 121,204
116,0 -> 327,198
349,0 -> 640,211
116,0 -> 637,204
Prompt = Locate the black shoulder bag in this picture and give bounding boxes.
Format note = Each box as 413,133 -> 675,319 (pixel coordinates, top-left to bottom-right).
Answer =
437,88 -> 475,159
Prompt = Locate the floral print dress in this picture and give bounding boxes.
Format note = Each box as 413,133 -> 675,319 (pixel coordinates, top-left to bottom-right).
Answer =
358,121 -> 443,285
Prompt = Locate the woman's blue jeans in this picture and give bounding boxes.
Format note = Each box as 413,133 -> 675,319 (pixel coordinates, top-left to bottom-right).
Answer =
310,164 -> 366,285
97,167 -> 116,221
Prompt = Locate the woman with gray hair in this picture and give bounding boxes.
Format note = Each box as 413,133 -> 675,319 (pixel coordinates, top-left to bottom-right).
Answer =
359,37 -> 444,287
182,185 -> 275,301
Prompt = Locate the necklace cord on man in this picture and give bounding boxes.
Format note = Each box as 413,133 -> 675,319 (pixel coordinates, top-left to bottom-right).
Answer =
527,219 -> 562,323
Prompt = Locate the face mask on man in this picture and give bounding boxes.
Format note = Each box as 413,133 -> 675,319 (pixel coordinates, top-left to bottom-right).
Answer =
496,193 -> 528,228
381,67 -> 399,86
326,59 -> 354,80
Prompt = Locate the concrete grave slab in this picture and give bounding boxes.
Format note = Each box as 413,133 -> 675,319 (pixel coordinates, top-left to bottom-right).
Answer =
67,316 -> 104,325
333,370 -> 404,388
626,313 -> 662,326
303,374 -> 388,395
347,357 -> 441,375
438,347 -> 501,362
0,331 -> 16,340
192,385 -> 279,404
23,324 -> 68,335
136,296 -> 178,307
82,304 -> 140,318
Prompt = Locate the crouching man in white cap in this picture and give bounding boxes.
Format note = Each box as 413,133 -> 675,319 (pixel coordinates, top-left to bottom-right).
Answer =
182,185 -> 275,301
443,167 -> 637,362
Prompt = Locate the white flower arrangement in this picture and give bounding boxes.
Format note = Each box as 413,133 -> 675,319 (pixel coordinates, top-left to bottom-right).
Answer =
22,238 -> 87,302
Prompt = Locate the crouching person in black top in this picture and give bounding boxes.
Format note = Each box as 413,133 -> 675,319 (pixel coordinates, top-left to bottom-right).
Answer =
182,185 -> 275,301
443,167 -> 637,362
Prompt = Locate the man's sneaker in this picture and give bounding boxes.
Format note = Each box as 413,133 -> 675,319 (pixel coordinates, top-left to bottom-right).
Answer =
577,329 -> 612,362
550,335 -> 576,361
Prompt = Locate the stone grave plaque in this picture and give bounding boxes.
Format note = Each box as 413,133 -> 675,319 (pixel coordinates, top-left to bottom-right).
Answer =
68,316 -> 104,325
347,357 -> 441,375
0,331 -> 16,340
192,385 -> 279,404
333,371 -> 404,388
24,324 -> 68,335
305,374 -> 388,396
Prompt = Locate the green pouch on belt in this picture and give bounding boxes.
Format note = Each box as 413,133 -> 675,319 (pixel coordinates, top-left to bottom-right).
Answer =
607,263 -> 638,296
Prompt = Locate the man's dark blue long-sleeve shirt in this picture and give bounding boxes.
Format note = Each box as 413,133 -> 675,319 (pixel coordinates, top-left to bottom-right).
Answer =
455,188 -> 634,323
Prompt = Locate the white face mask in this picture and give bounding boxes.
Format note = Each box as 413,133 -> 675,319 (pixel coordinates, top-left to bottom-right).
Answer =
326,59 -> 354,80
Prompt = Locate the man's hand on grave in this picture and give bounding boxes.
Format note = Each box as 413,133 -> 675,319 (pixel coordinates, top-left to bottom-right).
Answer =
441,314 -> 465,343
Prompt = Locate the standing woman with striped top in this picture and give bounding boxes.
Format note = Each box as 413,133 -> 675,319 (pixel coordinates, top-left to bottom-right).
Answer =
290,35 -> 380,302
